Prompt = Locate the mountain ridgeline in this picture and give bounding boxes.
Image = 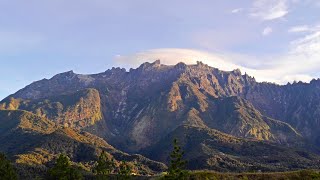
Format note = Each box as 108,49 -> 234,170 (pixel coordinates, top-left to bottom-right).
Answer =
1,60 -> 320,175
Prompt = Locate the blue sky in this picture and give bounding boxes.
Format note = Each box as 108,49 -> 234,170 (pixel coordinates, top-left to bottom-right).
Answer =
0,0 -> 320,99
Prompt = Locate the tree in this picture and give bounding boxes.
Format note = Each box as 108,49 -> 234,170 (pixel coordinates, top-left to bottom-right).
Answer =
93,151 -> 116,178
0,153 -> 18,180
47,154 -> 83,180
118,161 -> 132,179
166,139 -> 188,179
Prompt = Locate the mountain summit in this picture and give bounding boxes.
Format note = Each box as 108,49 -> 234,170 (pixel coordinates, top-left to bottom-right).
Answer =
1,60 -> 320,174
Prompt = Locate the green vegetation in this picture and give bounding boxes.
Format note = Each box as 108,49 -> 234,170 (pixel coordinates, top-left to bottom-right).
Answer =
119,161 -> 133,177
47,154 -> 83,180
165,139 -> 188,180
147,125 -> 320,172
186,170 -> 320,180
2,150 -> 320,180
94,151 -> 116,178
0,153 -> 18,180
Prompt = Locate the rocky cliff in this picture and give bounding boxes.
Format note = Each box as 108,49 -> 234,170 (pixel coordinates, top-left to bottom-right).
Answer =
2,60 -> 320,172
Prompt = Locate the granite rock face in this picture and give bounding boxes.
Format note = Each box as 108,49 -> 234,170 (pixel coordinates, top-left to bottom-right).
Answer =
2,60 -> 320,171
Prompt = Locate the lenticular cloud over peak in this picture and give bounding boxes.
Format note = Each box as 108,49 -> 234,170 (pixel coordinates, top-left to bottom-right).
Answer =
114,48 -> 319,84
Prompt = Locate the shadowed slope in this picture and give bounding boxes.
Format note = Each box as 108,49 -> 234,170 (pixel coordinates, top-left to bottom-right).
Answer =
145,125 -> 320,172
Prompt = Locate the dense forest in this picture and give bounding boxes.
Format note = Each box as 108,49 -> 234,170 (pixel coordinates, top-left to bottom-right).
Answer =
1,139 -> 184,179
1,139 -> 320,180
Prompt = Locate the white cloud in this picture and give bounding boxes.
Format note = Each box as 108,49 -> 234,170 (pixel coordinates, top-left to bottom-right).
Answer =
113,46 -> 320,84
262,27 -> 273,36
288,24 -> 320,33
288,25 -> 310,33
231,8 -> 243,14
250,0 -> 288,21
114,48 -> 241,71
290,31 -> 320,55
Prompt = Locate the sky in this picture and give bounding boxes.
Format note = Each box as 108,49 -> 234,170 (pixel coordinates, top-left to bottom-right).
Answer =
0,0 -> 320,100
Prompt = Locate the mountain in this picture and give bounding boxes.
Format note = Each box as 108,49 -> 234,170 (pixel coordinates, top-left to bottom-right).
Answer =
1,60 -> 320,175
0,110 -> 166,178
145,125 -> 320,172
244,80 -> 320,145
1,88 -> 102,129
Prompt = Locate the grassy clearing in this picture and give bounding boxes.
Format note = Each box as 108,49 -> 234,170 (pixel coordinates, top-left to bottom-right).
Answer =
183,170 -> 320,180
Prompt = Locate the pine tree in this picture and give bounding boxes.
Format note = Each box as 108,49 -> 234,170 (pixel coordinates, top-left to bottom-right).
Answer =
166,139 -> 188,180
47,154 -> 83,180
0,153 -> 18,180
94,151 -> 116,178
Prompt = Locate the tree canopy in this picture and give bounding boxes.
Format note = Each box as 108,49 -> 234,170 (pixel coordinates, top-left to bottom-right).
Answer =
0,153 -> 18,180
94,150 -> 116,178
47,154 -> 83,180
167,139 -> 188,179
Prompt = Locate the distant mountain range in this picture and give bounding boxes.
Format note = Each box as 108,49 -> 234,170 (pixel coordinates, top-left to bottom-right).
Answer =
1,60 -> 320,176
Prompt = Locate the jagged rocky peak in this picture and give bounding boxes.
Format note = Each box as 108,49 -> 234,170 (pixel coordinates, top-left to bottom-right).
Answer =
241,72 -> 256,84
196,61 -> 205,66
137,60 -> 162,70
64,70 -> 75,75
52,70 -> 76,79
232,68 -> 242,76
153,59 -> 161,66
50,70 -> 96,86
106,67 -> 127,73
310,78 -> 320,86
173,62 -> 187,70
195,61 -> 210,69
47,70 -> 80,84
